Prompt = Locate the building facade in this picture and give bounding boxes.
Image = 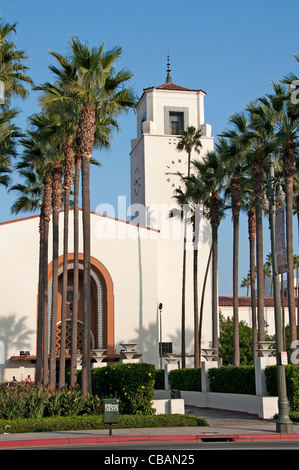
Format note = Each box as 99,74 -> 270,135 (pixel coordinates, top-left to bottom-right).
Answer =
0,74 -> 215,381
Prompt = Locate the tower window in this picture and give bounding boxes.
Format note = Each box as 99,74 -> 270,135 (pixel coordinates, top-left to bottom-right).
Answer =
164,107 -> 188,135
169,112 -> 184,135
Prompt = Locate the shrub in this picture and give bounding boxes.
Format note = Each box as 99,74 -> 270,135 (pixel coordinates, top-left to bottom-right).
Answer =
0,382 -> 101,420
90,362 -> 156,415
168,368 -> 201,391
208,366 -> 256,395
265,364 -> 299,411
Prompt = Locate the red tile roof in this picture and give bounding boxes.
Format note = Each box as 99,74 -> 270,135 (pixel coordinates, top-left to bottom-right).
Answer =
142,82 -> 206,95
218,296 -> 296,308
155,82 -> 206,94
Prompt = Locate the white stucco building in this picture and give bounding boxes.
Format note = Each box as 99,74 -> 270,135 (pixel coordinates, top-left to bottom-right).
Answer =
0,72 -> 216,381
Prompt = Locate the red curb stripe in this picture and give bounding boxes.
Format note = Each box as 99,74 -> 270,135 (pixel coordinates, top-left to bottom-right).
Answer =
1,433 -> 299,448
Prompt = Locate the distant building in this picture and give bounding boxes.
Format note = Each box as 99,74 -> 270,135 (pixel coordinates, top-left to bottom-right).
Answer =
219,296 -> 295,337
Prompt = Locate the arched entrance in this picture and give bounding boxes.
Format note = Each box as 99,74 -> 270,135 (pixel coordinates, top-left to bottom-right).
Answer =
47,254 -> 114,355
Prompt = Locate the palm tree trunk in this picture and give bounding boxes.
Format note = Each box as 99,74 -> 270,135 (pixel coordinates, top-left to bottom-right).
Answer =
42,217 -> 50,386
181,238 -> 186,369
49,162 -> 62,389
231,175 -> 240,366
81,155 -> 92,396
58,189 -> 69,389
281,274 -> 286,350
192,214 -> 200,368
198,246 -> 212,365
248,207 -> 257,360
59,138 -> 75,389
285,178 -> 296,348
49,207 -> 59,388
212,224 -> 219,362
35,213 -> 44,384
70,155 -> 81,387
77,103 -> 95,398
282,140 -> 296,353
41,169 -> 52,386
256,201 -> 265,343
233,213 -> 240,365
252,150 -> 265,343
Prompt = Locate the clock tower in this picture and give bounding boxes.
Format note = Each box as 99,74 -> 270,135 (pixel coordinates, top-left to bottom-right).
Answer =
130,66 -> 214,228
128,66 -> 215,365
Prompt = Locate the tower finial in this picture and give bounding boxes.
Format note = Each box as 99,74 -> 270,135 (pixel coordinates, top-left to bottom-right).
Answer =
166,48 -> 172,83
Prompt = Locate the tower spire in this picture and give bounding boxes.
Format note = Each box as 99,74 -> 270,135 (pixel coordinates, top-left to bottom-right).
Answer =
166,52 -> 172,83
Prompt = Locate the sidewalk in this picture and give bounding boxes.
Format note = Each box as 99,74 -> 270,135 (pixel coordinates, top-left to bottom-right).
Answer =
0,407 -> 299,449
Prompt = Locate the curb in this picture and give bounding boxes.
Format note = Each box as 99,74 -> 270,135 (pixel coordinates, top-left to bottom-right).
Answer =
1,432 -> 299,448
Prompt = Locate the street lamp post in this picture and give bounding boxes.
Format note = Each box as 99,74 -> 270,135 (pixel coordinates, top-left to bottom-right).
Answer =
159,303 -> 163,369
261,155 -> 293,434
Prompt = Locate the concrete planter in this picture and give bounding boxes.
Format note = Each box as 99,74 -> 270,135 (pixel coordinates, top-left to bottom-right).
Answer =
152,398 -> 185,415
180,390 -> 278,419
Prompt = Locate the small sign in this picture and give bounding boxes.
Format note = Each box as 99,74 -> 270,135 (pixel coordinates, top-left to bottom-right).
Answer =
105,403 -> 119,412
281,351 -> 288,365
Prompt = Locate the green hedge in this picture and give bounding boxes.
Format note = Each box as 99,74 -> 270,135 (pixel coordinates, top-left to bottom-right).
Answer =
265,365 -> 299,411
168,368 -> 201,391
208,366 -> 256,395
0,413 -> 208,434
89,362 -> 155,415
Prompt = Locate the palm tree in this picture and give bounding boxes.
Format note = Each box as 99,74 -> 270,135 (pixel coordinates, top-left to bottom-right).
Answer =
11,127 -> 53,385
37,47 -> 125,391
243,100 -> 277,344
176,126 -> 202,368
69,38 -> 136,396
10,155 -> 44,381
190,151 -> 227,362
0,19 -> 33,104
26,112 -> 66,389
265,83 -> 298,351
0,107 -> 22,189
241,191 -> 258,360
172,181 -> 202,368
240,273 -> 251,296
219,116 -> 252,365
39,38 -> 136,396
294,254 -> 299,338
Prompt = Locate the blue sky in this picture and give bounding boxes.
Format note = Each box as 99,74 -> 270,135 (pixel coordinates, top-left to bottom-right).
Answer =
0,0 -> 298,295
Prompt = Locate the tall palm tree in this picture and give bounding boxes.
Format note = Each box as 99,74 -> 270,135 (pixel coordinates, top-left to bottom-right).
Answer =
242,101 -> 277,345
218,123 -> 251,366
27,112 -> 66,389
172,181 -> 202,368
37,53 -> 83,388
265,83 -> 299,351
38,38 -> 136,396
246,200 -> 258,360
69,39 -> 136,396
11,128 -> 53,385
176,126 -> 202,368
37,56 -> 123,392
190,151 -> 227,362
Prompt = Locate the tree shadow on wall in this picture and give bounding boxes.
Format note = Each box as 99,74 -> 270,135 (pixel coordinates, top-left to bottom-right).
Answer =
0,314 -> 34,379
130,321 -> 194,368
